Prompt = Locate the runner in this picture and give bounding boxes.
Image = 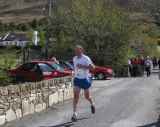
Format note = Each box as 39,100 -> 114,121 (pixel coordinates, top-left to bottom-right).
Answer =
71,45 -> 95,122
145,56 -> 152,77
128,58 -> 132,77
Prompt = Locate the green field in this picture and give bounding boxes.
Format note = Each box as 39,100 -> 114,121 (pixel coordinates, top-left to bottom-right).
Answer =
0,47 -> 22,85
0,47 -> 21,70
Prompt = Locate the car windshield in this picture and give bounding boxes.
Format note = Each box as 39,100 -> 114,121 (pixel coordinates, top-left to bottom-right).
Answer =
65,62 -> 74,69
38,63 -> 54,72
51,63 -> 64,72
59,61 -> 73,70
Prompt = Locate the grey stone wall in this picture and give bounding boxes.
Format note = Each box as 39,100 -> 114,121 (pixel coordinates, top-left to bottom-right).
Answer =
0,77 -> 73,125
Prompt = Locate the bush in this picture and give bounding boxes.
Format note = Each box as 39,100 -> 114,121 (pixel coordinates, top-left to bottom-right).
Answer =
114,65 -> 129,77
0,69 -> 12,86
46,0 -> 133,67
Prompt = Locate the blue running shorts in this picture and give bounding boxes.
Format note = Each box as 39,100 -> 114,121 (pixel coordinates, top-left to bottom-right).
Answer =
73,77 -> 92,90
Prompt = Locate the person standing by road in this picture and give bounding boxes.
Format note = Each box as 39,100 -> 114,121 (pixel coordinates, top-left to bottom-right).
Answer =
158,58 -> 160,79
158,58 -> 160,70
145,56 -> 152,77
50,56 -> 59,64
128,59 -> 132,77
140,56 -> 145,76
72,45 -> 95,121
131,57 -> 139,77
152,57 -> 158,68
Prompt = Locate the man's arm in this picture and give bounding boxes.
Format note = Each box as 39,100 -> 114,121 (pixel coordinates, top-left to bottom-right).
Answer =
77,63 -> 95,70
77,56 -> 95,70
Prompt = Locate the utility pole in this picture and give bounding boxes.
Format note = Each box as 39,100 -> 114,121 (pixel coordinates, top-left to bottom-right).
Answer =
48,0 -> 52,17
45,0 -> 53,59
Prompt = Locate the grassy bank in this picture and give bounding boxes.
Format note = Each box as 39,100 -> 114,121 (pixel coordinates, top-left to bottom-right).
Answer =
0,47 -> 22,85
0,47 -> 21,69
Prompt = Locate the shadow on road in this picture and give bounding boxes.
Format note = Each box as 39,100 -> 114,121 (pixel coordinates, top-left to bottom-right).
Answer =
137,121 -> 160,127
40,121 -> 74,127
137,117 -> 160,127
40,117 -> 89,127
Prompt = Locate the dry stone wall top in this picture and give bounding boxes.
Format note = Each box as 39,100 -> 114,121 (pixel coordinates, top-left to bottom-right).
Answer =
0,76 -> 73,126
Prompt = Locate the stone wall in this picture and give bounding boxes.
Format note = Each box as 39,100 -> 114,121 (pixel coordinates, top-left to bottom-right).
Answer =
0,77 -> 73,126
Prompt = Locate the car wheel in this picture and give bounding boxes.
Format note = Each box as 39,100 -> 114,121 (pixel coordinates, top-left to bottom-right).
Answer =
97,73 -> 106,80
15,76 -> 25,83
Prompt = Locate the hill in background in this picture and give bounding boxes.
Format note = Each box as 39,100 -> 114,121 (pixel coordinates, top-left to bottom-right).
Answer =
0,0 -> 48,23
0,0 -> 152,23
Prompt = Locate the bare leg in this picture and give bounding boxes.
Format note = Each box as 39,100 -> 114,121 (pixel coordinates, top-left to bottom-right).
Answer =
73,87 -> 81,113
84,89 -> 94,106
84,89 -> 95,114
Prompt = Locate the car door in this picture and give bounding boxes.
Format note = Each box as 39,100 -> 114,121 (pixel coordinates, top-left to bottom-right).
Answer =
38,63 -> 55,80
17,63 -> 40,82
49,63 -> 70,77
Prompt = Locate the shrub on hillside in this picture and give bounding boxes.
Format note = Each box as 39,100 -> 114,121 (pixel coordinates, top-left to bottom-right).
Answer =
0,69 -> 12,86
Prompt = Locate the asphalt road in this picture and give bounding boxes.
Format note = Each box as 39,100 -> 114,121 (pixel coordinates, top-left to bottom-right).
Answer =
3,73 -> 160,127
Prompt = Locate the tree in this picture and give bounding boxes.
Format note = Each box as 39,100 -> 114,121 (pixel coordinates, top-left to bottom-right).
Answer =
47,0 -> 132,67
144,0 -> 160,26
29,19 -> 38,29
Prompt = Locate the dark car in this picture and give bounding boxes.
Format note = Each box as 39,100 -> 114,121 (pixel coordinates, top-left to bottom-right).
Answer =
8,61 -> 72,82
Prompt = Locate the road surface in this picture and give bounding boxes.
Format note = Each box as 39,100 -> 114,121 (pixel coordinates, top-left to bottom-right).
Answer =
3,74 -> 160,127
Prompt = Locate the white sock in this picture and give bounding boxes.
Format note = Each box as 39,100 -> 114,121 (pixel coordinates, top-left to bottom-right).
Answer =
73,112 -> 77,116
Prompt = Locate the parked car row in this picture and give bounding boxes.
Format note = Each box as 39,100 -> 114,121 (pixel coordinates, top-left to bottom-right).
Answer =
59,60 -> 113,80
8,59 -> 113,82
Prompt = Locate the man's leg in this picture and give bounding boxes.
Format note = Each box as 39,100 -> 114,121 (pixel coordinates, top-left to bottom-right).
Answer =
72,86 -> 81,121
73,87 -> 81,113
84,89 -> 95,114
84,89 -> 93,105
147,68 -> 150,77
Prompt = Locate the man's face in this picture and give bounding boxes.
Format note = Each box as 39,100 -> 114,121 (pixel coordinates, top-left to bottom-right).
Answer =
75,47 -> 83,56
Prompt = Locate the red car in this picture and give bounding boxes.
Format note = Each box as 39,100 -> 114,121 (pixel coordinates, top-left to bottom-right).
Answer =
67,60 -> 113,80
8,61 -> 72,82
91,66 -> 113,80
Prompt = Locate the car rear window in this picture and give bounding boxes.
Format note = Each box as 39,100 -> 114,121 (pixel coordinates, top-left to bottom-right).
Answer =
20,63 -> 35,70
38,63 -> 53,72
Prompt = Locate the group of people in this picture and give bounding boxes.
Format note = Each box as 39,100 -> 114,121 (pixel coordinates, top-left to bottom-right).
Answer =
128,56 -> 160,77
152,57 -> 160,69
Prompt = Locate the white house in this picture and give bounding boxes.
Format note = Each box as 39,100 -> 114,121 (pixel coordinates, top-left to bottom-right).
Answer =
0,32 -> 30,47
